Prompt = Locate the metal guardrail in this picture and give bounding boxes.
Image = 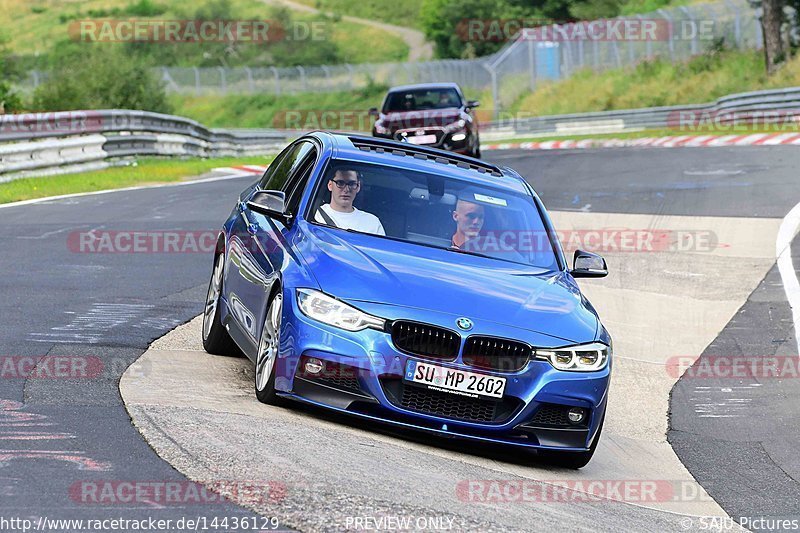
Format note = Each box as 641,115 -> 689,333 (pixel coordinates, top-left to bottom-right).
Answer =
2,85 -> 799,181
480,86 -> 800,138
0,110 -> 293,182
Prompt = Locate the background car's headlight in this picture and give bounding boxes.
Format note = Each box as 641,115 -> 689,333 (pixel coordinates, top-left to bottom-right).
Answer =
374,121 -> 390,134
534,342 -> 610,371
296,289 -> 385,331
444,119 -> 466,134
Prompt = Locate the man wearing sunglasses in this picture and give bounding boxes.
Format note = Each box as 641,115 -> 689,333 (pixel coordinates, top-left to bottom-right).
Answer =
314,169 -> 386,235
451,198 -> 485,249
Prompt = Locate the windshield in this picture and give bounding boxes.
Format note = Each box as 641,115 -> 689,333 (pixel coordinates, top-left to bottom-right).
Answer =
383,88 -> 462,112
307,160 -> 559,270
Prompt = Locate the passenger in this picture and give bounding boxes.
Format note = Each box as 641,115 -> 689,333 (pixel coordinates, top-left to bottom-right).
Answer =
314,169 -> 386,236
451,198 -> 485,249
438,91 -> 456,107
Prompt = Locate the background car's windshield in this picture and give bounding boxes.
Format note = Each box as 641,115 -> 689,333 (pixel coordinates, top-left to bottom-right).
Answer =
308,160 -> 559,270
383,88 -> 462,112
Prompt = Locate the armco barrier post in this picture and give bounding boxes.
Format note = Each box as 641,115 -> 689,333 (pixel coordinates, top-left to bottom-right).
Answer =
271,67 -> 280,96
658,9 -> 676,61
484,63 -> 499,121
680,6 -> 699,55
245,67 -> 255,93
217,67 -> 227,93
527,36 -> 536,91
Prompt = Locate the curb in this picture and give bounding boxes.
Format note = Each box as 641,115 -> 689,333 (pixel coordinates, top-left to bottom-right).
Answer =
482,132 -> 800,151
211,165 -> 268,175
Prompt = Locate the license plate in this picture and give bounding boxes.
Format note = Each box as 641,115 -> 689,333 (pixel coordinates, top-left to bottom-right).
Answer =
407,134 -> 437,145
404,361 -> 506,399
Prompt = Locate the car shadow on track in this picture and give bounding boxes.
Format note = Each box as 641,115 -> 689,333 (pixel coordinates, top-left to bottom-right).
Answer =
274,395 -> 575,472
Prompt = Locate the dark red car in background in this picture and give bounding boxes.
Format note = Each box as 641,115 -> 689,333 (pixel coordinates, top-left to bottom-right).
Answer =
369,82 -> 482,158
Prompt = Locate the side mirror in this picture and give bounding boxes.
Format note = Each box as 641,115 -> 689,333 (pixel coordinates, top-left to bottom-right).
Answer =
466,100 -> 480,109
247,190 -> 291,224
368,107 -> 379,118
571,250 -> 608,278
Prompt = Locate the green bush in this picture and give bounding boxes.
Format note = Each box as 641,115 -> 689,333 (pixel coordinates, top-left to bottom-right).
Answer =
0,34 -> 21,113
32,45 -> 172,113
123,0 -> 167,17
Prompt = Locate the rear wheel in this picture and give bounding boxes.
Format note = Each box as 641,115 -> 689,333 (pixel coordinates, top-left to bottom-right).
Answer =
536,415 -> 604,469
254,292 -> 285,405
202,253 -> 241,356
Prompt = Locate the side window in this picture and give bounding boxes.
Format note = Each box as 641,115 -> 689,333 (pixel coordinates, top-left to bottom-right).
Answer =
285,150 -> 317,216
259,141 -> 314,191
258,146 -> 290,189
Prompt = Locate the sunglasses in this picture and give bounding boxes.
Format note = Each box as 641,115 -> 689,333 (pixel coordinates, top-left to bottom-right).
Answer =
331,179 -> 360,191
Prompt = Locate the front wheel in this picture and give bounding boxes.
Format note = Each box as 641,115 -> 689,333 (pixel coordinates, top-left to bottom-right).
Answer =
254,292 -> 285,405
470,141 -> 481,159
536,416 -> 604,469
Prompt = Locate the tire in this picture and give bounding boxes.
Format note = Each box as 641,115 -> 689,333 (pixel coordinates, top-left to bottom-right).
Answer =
536,415 -> 604,470
470,140 -> 481,159
202,253 -> 242,356
254,291 -> 285,405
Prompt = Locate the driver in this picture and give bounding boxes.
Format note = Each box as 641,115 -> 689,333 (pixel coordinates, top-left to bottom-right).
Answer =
314,169 -> 385,236
451,198 -> 485,249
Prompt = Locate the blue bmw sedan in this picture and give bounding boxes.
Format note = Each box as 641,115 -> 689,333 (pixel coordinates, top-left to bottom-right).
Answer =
202,132 -> 612,468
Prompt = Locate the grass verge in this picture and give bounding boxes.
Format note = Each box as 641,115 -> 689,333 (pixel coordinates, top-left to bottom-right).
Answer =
513,49 -> 800,117
171,85 -> 491,128
0,155 -> 274,204
5,0 -> 408,64
170,85 -> 388,128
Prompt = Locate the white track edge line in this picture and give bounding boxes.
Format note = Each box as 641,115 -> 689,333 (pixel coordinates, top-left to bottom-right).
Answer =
0,171 -> 255,211
777,202 -> 800,356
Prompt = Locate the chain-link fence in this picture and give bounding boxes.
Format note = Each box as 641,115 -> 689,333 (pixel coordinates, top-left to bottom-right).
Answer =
484,0 -> 762,116
17,0 -> 761,118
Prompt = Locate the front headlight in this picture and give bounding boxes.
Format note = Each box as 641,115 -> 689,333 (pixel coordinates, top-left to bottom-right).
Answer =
443,119 -> 466,134
296,289 -> 385,332
374,121 -> 390,135
534,342 -> 610,372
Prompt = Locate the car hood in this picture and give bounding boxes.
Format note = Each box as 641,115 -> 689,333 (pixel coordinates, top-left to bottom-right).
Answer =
380,108 -> 462,129
296,225 -> 599,344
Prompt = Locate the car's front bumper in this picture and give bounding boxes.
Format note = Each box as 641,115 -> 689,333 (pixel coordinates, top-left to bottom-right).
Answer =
274,292 -> 610,451
373,129 -> 474,154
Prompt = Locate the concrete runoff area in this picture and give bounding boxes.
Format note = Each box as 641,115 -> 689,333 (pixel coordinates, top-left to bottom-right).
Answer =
121,209 -> 778,530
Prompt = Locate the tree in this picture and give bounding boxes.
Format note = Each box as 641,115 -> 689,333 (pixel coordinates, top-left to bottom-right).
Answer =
32,44 -> 172,113
0,34 -> 21,114
420,0 -> 623,59
760,0 -> 787,74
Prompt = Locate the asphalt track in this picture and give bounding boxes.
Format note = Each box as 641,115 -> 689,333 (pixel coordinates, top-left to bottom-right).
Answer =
0,145 -> 798,531
494,146 -> 800,524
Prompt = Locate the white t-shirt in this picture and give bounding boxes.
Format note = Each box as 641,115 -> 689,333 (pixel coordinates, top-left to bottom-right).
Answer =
314,204 -> 386,236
